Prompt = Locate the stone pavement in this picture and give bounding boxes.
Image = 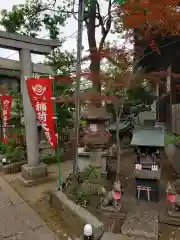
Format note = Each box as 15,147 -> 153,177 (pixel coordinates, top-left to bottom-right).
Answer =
101,232 -> 147,240
0,176 -> 58,240
121,203 -> 158,240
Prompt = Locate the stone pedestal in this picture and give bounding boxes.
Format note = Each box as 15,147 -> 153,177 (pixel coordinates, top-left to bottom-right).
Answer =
167,210 -> 180,224
21,163 -> 47,186
89,150 -> 107,177
89,150 -> 102,168
101,155 -> 107,178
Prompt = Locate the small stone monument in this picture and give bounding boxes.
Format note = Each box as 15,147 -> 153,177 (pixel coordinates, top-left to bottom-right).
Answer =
81,102 -> 110,176
100,180 -> 122,211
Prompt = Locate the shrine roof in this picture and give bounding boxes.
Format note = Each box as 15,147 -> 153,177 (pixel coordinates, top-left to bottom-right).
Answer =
107,121 -> 132,132
131,127 -> 165,147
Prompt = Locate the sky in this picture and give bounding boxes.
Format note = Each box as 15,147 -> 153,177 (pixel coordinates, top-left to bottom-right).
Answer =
0,0 -> 122,64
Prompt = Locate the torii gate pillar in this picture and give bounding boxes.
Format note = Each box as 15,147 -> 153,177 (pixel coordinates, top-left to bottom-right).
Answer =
20,49 -> 39,167
0,31 -> 59,183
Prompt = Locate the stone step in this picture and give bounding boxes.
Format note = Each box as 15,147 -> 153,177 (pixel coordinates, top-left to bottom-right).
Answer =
101,232 -> 146,240
121,203 -> 158,240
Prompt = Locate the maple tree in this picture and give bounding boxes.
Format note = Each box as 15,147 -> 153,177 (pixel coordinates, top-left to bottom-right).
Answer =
54,46 -> 149,180
113,0 -> 180,94
118,0 -> 180,36
0,0 -> 159,180
114,1 -> 180,57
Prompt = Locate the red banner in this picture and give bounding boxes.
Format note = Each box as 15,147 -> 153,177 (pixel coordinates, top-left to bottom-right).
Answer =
0,95 -> 12,144
26,78 -> 56,148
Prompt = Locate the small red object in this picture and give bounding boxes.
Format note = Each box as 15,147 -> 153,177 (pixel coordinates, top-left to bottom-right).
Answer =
148,39 -> 161,54
167,193 -> 176,203
113,191 -> 121,200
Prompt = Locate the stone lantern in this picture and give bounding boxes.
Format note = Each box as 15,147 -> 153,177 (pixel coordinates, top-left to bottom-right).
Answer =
81,102 -> 110,176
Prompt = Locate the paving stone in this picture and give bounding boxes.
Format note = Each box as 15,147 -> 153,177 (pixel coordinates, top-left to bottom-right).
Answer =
173,228 -> 180,239
0,177 -> 24,204
6,231 -> 42,240
34,225 -> 59,240
0,176 -> 59,239
0,203 -> 44,238
101,232 -> 146,240
121,203 -> 158,240
6,229 -> 59,240
0,190 -> 12,207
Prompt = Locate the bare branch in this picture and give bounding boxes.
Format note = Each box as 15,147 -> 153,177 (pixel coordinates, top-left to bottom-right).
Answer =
71,0 -> 79,20
96,1 -> 106,35
97,0 -> 112,49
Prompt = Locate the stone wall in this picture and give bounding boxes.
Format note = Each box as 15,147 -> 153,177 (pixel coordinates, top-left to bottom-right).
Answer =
51,190 -> 104,240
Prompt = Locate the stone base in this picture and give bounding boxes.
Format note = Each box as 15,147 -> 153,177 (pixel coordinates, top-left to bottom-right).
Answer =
19,175 -> 54,187
21,163 -> 47,186
101,172 -> 107,179
168,210 -> 180,218
99,205 -> 121,213
159,209 -> 180,226
2,161 -> 26,174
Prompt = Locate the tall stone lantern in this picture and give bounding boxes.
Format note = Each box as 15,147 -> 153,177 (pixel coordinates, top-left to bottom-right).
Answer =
81,102 -> 110,176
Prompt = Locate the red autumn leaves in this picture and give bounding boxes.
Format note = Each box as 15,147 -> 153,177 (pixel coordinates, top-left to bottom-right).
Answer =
118,0 -> 180,36
52,48 -> 132,105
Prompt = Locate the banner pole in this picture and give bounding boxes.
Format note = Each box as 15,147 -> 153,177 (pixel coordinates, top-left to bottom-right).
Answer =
51,76 -> 62,189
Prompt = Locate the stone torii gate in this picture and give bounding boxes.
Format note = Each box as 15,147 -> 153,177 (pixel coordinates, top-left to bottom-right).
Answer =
0,30 -> 59,183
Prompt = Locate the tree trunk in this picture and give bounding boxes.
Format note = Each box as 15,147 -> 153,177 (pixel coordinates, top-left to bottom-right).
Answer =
90,58 -> 101,92
86,0 -> 101,92
116,114 -> 121,180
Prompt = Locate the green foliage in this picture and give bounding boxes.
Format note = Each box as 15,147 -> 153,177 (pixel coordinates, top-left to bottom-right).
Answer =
46,48 -> 76,74
40,148 -> 56,163
6,146 -> 25,163
45,49 -> 76,131
0,142 -> 6,154
0,1 -> 76,133
75,190 -> 89,208
40,147 -> 65,164
114,0 -> 127,4
83,165 -> 100,180
105,85 -> 154,120
8,91 -> 25,139
0,142 -> 25,163
164,133 -> 180,145
127,86 -> 154,106
0,0 -> 69,39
